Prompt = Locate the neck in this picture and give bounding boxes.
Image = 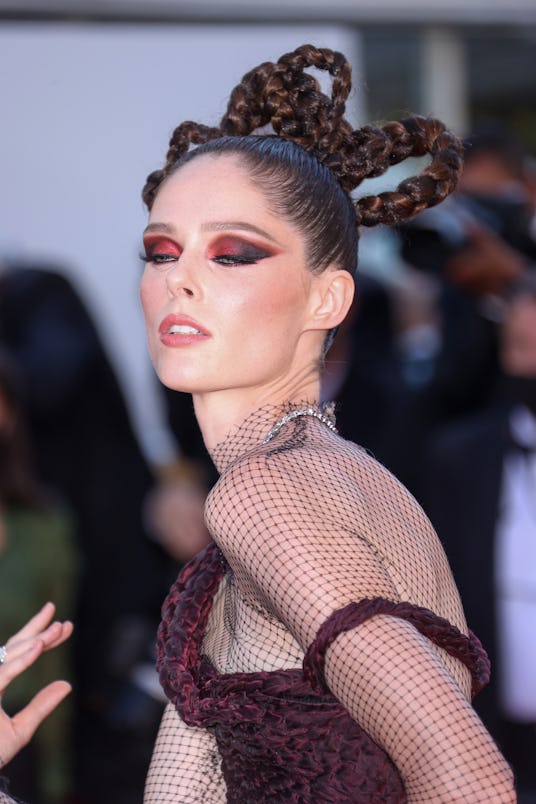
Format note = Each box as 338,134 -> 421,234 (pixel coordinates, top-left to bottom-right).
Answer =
192,375 -> 321,455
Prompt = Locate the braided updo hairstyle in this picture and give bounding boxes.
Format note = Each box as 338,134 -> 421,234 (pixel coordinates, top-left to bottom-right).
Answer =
142,43 -> 462,284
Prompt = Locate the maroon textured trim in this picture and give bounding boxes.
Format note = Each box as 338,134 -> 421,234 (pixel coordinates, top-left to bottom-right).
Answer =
155,545 -> 490,802
303,597 -> 490,698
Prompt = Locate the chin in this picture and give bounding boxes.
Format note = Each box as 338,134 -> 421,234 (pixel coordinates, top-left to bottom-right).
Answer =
153,364 -> 194,393
160,375 -> 199,394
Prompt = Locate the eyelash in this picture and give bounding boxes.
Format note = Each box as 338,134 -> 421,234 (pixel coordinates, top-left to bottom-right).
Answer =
212,254 -> 263,266
139,252 -> 176,265
139,250 -> 269,267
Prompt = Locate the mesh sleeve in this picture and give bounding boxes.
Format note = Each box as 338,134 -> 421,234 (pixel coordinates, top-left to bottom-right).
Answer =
144,703 -> 226,803
323,615 -> 508,801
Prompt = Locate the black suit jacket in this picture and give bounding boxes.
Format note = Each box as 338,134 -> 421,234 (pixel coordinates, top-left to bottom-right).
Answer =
418,406 -> 511,734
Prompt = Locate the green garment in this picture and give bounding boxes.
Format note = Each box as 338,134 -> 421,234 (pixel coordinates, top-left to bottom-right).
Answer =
0,506 -> 78,803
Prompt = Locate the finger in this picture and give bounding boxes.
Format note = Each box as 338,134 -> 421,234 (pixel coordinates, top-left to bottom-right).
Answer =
41,621 -> 74,651
1,622 -> 73,676
10,680 -> 72,750
0,641 -> 45,694
6,602 -> 56,646
8,620 -> 74,657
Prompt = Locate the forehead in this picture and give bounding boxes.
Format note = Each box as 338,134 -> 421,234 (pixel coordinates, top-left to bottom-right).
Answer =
149,153 -> 305,251
153,154 -> 267,214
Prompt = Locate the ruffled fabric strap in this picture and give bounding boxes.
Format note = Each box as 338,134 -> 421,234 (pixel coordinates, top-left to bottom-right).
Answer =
303,597 -> 490,698
157,542 -> 227,721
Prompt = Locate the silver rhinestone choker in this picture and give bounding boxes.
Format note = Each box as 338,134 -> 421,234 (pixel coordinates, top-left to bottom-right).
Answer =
263,403 -> 337,444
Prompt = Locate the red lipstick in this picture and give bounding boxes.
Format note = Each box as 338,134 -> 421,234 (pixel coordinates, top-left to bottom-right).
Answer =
158,314 -> 211,347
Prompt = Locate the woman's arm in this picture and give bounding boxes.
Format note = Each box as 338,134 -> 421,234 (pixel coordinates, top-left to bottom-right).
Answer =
325,615 -> 514,802
144,703 -> 226,803
0,603 -> 72,770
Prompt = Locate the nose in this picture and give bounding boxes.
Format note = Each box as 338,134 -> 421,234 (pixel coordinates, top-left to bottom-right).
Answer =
165,254 -> 199,299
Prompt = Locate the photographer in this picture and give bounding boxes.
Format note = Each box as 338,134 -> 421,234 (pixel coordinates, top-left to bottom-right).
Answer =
398,123 -> 536,426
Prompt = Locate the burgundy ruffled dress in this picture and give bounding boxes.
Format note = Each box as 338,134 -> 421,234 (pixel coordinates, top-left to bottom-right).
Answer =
157,541 -> 490,803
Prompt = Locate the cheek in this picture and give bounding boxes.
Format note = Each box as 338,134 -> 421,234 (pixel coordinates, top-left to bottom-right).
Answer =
224,274 -> 305,334
263,283 -> 308,342
224,295 -> 281,351
139,272 -> 161,324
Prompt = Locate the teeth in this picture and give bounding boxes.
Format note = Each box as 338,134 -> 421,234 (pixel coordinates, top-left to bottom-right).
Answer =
169,324 -> 202,335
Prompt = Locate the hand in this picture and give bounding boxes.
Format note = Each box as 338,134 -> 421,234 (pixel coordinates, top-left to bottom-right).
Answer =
147,479 -> 211,563
446,224 -> 527,295
0,602 -> 73,769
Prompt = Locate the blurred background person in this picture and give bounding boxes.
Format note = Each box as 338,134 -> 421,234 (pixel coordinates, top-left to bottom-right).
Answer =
0,349 -> 77,804
418,276 -> 536,802
397,123 -> 536,432
0,265 -> 169,803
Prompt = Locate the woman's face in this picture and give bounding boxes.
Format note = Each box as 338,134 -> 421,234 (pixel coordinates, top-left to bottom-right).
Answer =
140,154 -> 325,402
501,296 -> 536,376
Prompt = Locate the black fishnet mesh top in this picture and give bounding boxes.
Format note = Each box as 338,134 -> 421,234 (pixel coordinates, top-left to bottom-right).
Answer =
144,402 -> 509,803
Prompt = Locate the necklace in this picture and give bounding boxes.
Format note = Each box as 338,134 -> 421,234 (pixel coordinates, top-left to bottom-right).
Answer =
262,403 -> 337,444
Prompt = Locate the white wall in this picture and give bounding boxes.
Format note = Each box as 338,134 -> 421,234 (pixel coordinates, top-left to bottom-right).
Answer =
0,22 -> 362,462
1,0 -> 536,25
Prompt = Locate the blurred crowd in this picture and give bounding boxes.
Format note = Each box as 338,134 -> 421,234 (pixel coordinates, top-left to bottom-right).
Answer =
1,121 -> 535,803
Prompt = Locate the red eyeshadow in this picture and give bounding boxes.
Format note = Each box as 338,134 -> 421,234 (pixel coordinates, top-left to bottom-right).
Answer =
144,236 -> 181,257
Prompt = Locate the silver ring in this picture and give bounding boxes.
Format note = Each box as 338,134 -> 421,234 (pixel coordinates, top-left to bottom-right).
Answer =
0,645 -> 7,664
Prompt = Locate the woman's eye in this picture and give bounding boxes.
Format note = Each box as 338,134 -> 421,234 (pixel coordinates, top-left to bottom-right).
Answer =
140,237 -> 181,265
210,237 -> 271,267
140,252 -> 178,265
212,253 -> 260,266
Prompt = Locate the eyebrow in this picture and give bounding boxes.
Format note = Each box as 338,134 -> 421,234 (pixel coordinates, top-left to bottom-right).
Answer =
201,221 -> 280,244
143,220 -> 281,245
143,222 -> 174,235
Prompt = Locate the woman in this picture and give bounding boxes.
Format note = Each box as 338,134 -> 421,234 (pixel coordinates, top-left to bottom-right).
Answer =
140,44 -> 514,802
0,351 -> 76,802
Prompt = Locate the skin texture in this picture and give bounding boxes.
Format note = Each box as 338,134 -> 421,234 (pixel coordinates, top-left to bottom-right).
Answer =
140,153 -> 354,450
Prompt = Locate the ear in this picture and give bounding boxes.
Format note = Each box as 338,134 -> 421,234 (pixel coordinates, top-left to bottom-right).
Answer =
306,269 -> 355,333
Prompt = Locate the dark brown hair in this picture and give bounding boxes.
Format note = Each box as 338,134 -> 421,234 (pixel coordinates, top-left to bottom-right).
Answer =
142,43 -> 463,282
0,350 -> 44,509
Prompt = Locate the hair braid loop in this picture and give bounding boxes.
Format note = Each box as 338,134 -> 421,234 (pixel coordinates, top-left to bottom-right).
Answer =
355,115 -> 463,226
142,45 -> 462,232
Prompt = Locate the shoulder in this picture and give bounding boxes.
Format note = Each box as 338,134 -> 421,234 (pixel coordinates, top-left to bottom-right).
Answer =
206,430 -> 435,553
207,431 -> 361,514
